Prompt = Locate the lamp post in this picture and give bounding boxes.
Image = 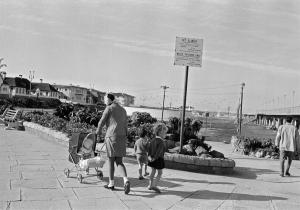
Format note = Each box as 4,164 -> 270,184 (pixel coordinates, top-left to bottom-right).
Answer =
161,85 -> 169,121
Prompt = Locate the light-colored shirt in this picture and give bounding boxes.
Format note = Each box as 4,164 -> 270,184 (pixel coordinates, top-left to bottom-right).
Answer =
134,138 -> 149,155
275,123 -> 299,152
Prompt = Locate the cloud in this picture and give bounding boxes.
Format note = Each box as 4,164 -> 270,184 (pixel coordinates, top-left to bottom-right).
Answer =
205,55 -> 300,76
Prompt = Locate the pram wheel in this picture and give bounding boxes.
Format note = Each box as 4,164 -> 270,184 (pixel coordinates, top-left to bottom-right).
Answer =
97,171 -> 103,180
77,174 -> 83,183
64,168 -> 70,178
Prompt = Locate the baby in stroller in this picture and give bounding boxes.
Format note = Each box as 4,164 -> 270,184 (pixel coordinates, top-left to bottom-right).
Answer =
64,133 -> 105,183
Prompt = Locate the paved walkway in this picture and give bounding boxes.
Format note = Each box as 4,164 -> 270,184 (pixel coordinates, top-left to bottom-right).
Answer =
1,127 -> 300,210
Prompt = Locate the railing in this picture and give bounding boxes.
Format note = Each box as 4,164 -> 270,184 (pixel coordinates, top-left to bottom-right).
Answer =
257,106 -> 300,115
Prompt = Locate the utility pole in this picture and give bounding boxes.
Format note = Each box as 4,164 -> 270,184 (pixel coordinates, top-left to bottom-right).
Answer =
161,85 -> 169,121
29,70 -> 35,94
239,83 -> 245,138
292,90 -> 295,113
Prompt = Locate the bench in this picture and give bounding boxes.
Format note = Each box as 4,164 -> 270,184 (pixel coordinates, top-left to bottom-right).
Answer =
0,108 -> 22,130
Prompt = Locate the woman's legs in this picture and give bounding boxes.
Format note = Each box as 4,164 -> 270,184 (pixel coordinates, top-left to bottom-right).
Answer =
115,157 -> 130,194
107,157 -> 115,186
115,157 -> 128,177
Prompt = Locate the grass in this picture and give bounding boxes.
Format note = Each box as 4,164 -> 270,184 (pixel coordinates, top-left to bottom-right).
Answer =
197,117 -> 276,142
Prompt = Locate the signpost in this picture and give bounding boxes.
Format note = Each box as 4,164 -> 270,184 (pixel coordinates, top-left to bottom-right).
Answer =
174,37 -> 203,152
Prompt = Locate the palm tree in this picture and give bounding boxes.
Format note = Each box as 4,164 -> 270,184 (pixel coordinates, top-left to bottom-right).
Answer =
0,58 -> 7,69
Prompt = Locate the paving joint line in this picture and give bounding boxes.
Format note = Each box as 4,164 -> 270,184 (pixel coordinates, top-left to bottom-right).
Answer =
67,200 -> 73,210
214,185 -> 237,210
71,188 -> 80,200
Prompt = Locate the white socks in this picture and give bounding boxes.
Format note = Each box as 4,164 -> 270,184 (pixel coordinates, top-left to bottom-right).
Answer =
108,180 -> 114,187
123,177 -> 129,184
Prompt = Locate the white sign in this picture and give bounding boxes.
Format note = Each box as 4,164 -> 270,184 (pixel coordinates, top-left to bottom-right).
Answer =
174,37 -> 203,67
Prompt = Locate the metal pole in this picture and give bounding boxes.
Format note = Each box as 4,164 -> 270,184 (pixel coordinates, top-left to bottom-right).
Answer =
161,85 -> 169,121
179,66 -> 189,153
239,83 -> 245,138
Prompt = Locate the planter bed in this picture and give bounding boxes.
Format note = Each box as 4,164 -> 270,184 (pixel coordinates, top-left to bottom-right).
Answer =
24,122 -> 236,174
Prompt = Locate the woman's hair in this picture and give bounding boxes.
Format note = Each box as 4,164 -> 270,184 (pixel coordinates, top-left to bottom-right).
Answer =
106,93 -> 115,101
138,126 -> 147,138
153,122 -> 167,136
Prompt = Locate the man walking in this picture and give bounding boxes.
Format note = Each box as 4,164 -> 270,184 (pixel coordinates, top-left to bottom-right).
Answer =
96,93 -> 130,194
275,117 -> 299,177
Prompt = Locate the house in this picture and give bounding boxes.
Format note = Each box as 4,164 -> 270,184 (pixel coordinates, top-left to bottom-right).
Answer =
31,82 -> 59,99
0,73 -> 30,97
0,72 -> 59,99
53,84 -> 95,105
113,92 -> 135,106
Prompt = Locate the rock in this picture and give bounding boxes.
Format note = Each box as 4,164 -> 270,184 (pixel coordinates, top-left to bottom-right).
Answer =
199,153 -> 212,158
209,150 -> 225,159
195,146 -> 209,156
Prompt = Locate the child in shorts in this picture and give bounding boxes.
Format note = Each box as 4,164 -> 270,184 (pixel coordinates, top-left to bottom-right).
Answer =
134,126 -> 150,180
147,122 -> 167,193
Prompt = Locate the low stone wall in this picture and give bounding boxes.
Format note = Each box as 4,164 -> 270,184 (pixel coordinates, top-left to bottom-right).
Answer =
24,122 -> 236,174
24,122 -> 69,147
164,153 -> 235,174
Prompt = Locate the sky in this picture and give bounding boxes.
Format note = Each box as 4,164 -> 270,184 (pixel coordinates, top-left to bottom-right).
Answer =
0,0 -> 300,114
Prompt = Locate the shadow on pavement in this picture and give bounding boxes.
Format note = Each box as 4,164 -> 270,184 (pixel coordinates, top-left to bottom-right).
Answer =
229,167 -> 277,179
163,177 -> 235,185
134,189 -> 287,201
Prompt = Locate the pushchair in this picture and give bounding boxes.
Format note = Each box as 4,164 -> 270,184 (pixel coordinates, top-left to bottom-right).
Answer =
64,132 -> 106,183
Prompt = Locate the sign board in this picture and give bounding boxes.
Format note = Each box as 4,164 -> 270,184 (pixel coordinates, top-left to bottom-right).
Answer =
174,37 -> 203,67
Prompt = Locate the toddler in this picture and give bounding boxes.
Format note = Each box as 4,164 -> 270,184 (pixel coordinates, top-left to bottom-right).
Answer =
147,122 -> 167,193
134,126 -> 150,180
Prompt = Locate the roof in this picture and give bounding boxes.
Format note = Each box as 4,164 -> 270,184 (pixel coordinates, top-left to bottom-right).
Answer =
3,77 -> 30,89
52,84 -> 89,90
113,92 -> 135,98
31,83 -> 58,92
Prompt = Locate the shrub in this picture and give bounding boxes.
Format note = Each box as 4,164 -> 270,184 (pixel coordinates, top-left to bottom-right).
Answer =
130,112 -> 157,127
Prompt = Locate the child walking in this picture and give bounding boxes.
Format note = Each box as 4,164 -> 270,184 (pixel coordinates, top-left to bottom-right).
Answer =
147,122 -> 167,193
134,126 -> 150,180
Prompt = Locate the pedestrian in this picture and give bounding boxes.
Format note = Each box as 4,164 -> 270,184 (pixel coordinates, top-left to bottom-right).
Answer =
134,126 -> 150,180
275,117 -> 300,177
96,93 -> 130,194
147,122 -> 167,193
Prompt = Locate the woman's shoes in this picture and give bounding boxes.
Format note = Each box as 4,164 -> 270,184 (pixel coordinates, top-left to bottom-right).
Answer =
104,185 -> 115,190
144,172 -> 149,176
138,176 -> 145,180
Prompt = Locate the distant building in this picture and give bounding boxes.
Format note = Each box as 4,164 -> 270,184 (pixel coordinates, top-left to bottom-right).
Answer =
52,84 -> 106,105
0,72 -> 59,99
31,82 -> 59,98
113,92 -> 135,106
0,73 -> 30,97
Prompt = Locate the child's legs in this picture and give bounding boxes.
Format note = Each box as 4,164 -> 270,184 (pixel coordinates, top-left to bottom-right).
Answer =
153,169 -> 163,187
149,167 -> 156,187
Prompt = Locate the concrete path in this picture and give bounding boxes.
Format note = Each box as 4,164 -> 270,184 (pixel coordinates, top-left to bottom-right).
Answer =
1,127 -> 300,210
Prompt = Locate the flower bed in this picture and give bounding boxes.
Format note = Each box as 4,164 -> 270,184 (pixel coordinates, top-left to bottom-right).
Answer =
232,136 -> 279,159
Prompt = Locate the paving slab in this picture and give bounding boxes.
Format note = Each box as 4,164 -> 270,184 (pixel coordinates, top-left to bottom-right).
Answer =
1,126 -> 300,209
21,188 -> 76,201
69,198 -> 128,210
9,200 -> 71,210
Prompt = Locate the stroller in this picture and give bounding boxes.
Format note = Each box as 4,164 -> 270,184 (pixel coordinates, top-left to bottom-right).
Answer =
64,132 -> 106,183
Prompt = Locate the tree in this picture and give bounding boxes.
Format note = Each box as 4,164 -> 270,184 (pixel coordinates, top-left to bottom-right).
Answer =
0,58 -> 7,70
